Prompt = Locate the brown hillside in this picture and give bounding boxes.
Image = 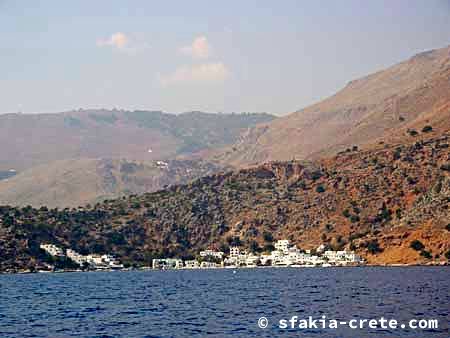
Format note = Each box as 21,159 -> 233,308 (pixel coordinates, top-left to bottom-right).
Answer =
218,45 -> 450,167
0,158 -> 227,208
0,110 -> 274,171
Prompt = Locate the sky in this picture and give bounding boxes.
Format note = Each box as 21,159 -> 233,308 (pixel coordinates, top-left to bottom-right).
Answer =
1,0 -> 449,116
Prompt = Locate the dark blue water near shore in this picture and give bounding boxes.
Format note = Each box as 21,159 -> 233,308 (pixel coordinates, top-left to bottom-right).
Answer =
0,267 -> 448,338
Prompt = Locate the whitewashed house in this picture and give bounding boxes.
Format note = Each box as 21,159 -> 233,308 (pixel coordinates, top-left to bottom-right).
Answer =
316,244 -> 326,253
200,261 -> 220,268
245,254 -> 260,266
40,244 -> 64,257
199,250 -> 224,259
152,258 -> 183,270
184,260 -> 200,269
259,254 -> 272,266
274,240 -> 290,254
229,247 -> 240,257
66,249 -> 88,265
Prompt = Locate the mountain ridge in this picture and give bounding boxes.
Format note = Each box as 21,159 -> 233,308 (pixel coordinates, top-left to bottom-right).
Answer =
216,45 -> 450,167
0,110 -> 274,171
0,110 -> 273,207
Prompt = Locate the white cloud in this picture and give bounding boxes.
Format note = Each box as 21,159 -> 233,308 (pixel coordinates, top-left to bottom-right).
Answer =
97,32 -> 129,50
96,32 -> 150,55
159,62 -> 230,86
179,36 -> 211,59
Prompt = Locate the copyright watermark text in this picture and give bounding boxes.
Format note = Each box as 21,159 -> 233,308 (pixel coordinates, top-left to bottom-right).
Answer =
257,315 -> 439,331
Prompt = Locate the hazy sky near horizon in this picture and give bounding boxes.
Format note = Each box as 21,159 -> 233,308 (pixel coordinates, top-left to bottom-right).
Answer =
1,1 -> 449,115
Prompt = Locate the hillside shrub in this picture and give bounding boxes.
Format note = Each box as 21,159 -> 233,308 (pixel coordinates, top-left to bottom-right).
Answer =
263,231 -> 273,242
445,250 -> 450,260
367,240 -> 382,254
263,244 -> 275,252
420,250 -> 432,259
407,129 -> 418,136
421,125 -> 433,133
310,170 -> 323,181
249,240 -> 261,253
226,236 -> 242,247
109,233 -> 126,245
410,240 -> 424,251
316,185 -> 326,193
349,215 -> 360,223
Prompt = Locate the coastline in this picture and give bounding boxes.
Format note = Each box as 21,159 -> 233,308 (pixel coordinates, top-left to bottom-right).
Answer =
1,262 -> 448,275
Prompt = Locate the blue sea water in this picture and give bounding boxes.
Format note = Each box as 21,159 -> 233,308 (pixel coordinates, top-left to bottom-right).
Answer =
0,267 -> 448,338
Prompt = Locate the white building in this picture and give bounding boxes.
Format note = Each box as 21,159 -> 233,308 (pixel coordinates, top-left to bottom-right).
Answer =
274,240 -> 290,254
259,254 -> 272,266
200,261 -> 220,268
184,260 -> 200,269
316,244 -> 326,253
40,244 -> 64,257
156,160 -> 168,168
86,254 -> 104,266
224,247 -> 248,266
345,252 -> 363,263
304,255 -> 325,266
268,250 -> 285,265
100,254 -> 124,269
66,250 -> 123,269
229,247 -> 240,257
66,249 -> 88,265
199,250 -> 224,259
245,254 -> 260,266
323,250 -> 363,264
152,258 -> 183,269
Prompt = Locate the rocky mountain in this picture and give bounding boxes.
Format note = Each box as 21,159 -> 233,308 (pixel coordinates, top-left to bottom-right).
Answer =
1,130 -> 449,272
0,110 -> 274,171
0,158 -> 228,208
217,45 -> 450,167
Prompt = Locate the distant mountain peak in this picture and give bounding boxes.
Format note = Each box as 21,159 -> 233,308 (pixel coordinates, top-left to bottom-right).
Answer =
217,45 -> 450,167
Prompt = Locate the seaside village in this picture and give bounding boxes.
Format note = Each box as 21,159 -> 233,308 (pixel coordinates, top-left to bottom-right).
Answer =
152,239 -> 364,270
39,244 -> 124,271
39,239 -> 364,272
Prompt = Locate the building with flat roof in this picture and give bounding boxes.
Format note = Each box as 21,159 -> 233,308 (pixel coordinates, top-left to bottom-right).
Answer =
199,250 -> 224,259
40,244 -> 64,257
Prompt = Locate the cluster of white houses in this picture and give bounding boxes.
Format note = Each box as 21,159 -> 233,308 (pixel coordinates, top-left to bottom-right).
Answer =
152,239 -> 364,270
40,244 -> 123,270
40,240 -> 363,272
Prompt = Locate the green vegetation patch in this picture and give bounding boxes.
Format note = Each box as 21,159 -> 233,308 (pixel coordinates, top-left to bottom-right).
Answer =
64,116 -> 84,128
89,113 -> 118,124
